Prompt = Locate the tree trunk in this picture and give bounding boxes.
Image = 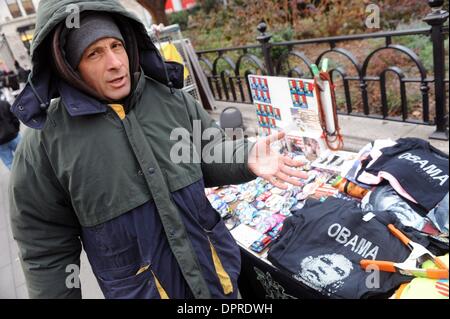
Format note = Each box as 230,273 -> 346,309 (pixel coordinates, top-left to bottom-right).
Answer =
290,0 -> 298,28
136,0 -> 169,25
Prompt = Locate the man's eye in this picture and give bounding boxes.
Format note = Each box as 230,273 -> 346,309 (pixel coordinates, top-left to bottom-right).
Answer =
112,43 -> 123,49
88,51 -> 98,58
320,257 -> 332,265
334,267 -> 345,276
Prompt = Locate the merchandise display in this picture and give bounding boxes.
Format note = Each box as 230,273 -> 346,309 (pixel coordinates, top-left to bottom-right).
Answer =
202,73 -> 449,300
206,137 -> 449,299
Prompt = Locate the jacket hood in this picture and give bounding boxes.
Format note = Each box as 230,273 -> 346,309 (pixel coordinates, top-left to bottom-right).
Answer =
12,0 -> 184,129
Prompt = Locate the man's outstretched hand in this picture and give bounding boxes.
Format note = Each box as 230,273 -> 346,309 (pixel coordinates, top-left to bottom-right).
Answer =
248,131 -> 309,189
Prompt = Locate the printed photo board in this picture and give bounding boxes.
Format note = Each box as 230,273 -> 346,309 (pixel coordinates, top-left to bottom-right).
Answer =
248,75 -> 338,159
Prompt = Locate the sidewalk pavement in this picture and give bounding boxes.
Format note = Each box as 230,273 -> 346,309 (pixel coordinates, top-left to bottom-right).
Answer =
210,101 -> 449,154
0,165 -> 28,299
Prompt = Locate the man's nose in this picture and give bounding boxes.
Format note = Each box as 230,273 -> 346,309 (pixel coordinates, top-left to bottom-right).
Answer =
105,49 -> 122,70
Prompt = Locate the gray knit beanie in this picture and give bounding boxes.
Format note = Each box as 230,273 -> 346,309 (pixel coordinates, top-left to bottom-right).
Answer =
65,12 -> 125,69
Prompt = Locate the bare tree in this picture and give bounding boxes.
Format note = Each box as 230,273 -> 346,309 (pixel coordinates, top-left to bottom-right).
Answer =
136,0 -> 169,25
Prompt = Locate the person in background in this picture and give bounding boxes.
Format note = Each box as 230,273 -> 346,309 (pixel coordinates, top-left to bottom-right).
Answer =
0,98 -> 20,170
14,60 -> 30,84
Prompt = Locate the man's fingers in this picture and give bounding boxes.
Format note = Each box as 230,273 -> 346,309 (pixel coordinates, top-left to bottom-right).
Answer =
280,164 -> 309,180
267,176 -> 288,190
275,171 -> 303,187
257,131 -> 286,156
283,155 -> 305,168
254,131 -> 287,158
264,131 -> 286,146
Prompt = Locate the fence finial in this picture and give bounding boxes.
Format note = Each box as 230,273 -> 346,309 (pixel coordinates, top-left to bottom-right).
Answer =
256,20 -> 274,75
428,0 -> 445,11
257,20 -> 268,36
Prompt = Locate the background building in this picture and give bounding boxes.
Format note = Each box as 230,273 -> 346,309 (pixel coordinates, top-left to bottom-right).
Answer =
0,0 -> 38,72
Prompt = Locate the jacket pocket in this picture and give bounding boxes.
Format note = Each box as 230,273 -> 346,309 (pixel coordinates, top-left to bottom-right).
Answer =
82,223 -> 141,272
205,219 -> 241,296
97,263 -> 166,299
136,265 -> 169,299
208,238 -> 233,295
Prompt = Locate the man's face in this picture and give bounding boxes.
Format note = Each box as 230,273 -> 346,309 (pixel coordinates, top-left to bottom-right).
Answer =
298,254 -> 352,289
78,37 -> 131,101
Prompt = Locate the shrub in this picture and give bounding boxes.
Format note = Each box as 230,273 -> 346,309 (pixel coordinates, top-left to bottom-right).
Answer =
271,26 -> 295,63
168,10 -> 189,30
198,0 -> 219,14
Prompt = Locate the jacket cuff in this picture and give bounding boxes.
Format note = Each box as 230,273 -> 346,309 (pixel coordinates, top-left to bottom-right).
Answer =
243,140 -> 258,179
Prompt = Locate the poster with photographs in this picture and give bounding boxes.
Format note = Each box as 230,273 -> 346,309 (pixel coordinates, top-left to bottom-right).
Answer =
249,75 -> 330,159
249,75 -> 324,135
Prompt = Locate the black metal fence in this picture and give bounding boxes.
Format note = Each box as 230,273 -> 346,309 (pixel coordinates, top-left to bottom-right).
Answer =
195,2 -> 449,140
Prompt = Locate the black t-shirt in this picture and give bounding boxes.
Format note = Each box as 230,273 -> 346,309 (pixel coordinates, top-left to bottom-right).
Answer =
362,138 -> 448,211
267,198 -> 441,299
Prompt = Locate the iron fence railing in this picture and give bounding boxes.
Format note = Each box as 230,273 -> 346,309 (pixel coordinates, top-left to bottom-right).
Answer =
196,2 -> 449,140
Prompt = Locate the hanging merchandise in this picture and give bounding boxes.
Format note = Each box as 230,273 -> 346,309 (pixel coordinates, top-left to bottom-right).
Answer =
148,24 -> 203,106
160,42 -> 190,80
267,197 -> 447,299
311,63 -> 344,150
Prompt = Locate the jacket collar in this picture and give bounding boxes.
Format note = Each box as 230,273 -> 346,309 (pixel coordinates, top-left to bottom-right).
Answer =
58,80 -> 107,117
12,70 -> 146,129
59,71 -> 147,117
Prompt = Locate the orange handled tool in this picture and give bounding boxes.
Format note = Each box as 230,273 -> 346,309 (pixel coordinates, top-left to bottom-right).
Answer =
361,259 -> 448,279
388,224 -> 410,246
360,224 -> 449,279
360,260 -> 397,272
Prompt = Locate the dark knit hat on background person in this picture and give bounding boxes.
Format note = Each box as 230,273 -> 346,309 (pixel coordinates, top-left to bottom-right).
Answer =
65,12 -> 125,69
